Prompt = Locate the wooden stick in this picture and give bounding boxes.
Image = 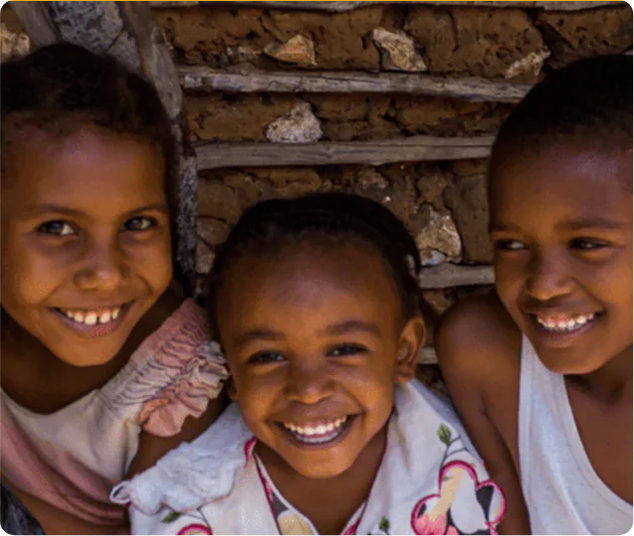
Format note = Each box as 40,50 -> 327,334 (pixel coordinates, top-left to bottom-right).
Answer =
11,2 -> 59,47
418,264 -> 494,289
151,1 -> 619,12
180,65 -> 531,102
194,135 -> 495,168
419,347 -> 438,365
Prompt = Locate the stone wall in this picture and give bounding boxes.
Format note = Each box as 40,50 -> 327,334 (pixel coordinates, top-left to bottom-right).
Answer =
152,2 -> 631,330
3,2 -> 631,359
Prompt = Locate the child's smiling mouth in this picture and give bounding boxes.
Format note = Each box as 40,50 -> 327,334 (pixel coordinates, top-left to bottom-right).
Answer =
51,302 -> 134,338
279,415 -> 355,447
527,310 -> 604,343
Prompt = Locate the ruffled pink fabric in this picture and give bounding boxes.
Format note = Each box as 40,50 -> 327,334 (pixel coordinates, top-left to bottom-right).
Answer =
133,300 -> 228,437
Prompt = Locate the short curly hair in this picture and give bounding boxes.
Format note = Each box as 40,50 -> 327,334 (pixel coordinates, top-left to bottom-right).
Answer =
1,42 -> 176,189
491,55 -> 632,172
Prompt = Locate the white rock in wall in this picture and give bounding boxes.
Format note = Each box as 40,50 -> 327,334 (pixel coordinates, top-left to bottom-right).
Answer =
266,101 -> 323,143
0,23 -> 30,63
196,239 -> 215,274
372,27 -> 427,73
416,206 -> 462,266
264,34 -> 317,68
504,47 -> 551,79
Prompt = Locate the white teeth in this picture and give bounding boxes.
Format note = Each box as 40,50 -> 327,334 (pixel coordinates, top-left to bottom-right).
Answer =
283,417 -> 348,438
59,307 -> 121,326
536,314 -> 596,333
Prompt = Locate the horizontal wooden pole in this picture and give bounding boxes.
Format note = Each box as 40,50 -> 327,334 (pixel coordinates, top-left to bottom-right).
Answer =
152,1 -> 620,12
194,135 -> 494,168
180,65 -> 531,102
419,347 -> 437,365
418,264 -> 494,289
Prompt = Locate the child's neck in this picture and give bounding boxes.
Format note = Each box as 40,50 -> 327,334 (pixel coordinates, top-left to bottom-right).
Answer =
256,424 -> 388,535
568,344 -> 633,404
1,316 -> 131,413
1,289 -> 183,413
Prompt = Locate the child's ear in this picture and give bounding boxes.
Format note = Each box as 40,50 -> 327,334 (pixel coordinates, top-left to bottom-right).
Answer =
395,315 -> 426,384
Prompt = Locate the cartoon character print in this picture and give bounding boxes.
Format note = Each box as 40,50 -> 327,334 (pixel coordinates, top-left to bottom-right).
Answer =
411,425 -> 505,535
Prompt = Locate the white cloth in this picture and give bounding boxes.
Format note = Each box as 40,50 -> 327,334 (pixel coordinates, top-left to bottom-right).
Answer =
112,379 -> 506,535
518,336 -> 632,535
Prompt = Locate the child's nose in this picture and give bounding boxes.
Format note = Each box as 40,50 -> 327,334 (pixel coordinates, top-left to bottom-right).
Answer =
73,240 -> 129,291
524,251 -> 574,302
284,360 -> 336,405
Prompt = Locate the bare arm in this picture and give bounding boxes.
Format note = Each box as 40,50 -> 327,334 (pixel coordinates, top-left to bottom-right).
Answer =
7,485 -> 128,535
436,296 -> 530,535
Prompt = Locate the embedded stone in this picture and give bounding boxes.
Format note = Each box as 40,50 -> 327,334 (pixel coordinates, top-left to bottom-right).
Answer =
415,205 -> 462,266
372,27 -> 427,72
266,101 -> 323,143
264,34 -> 317,67
504,47 -> 551,79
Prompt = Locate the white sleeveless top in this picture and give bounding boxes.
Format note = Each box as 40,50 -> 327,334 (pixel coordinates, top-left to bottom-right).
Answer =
518,336 -> 632,535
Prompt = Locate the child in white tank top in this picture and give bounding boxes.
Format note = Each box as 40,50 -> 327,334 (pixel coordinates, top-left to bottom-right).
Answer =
436,55 -> 632,535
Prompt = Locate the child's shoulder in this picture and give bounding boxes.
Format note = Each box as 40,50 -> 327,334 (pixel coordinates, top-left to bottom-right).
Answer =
435,293 -> 522,399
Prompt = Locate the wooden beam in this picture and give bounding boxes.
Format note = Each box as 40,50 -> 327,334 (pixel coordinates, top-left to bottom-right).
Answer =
194,135 -> 495,169
180,65 -> 531,103
11,2 -> 59,47
151,1 -> 621,11
418,264 -> 494,289
13,2 -> 198,295
419,347 -> 437,365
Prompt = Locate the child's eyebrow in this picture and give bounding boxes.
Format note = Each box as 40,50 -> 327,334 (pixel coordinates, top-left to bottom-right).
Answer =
233,329 -> 285,350
561,217 -> 628,231
491,218 -> 628,233
20,202 -> 169,219
232,321 -> 381,350
322,321 -> 381,337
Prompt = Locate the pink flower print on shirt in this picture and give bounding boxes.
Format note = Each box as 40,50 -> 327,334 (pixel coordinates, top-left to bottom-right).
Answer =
412,513 -> 458,535
411,460 -> 505,535
177,523 -> 212,535
411,424 -> 506,535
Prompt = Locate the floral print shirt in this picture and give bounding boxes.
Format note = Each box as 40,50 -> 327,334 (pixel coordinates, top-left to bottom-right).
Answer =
113,379 -> 506,535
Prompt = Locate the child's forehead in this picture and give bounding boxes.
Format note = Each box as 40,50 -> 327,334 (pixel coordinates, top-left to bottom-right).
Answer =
1,124 -> 167,213
489,143 -> 632,228
491,143 -> 631,198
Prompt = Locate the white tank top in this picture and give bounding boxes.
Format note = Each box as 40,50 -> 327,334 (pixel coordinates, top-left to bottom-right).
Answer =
518,336 -> 632,534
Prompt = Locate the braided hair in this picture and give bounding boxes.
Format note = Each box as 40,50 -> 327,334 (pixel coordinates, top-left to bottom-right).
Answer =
208,192 -> 426,340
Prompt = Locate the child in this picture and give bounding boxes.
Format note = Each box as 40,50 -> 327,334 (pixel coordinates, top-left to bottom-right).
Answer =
436,55 -> 632,535
1,44 -> 228,534
111,192 -> 506,535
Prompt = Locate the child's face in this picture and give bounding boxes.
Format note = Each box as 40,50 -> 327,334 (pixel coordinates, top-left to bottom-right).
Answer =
216,242 -> 424,479
490,143 -> 632,374
1,125 -> 173,367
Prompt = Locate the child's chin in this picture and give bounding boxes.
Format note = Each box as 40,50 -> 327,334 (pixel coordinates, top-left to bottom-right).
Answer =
287,457 -> 354,480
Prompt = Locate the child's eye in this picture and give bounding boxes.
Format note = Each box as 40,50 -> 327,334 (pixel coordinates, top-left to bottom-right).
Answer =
329,344 -> 367,357
570,238 -> 610,250
37,221 -> 76,237
123,217 -> 156,232
494,239 -> 526,251
248,351 -> 285,365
